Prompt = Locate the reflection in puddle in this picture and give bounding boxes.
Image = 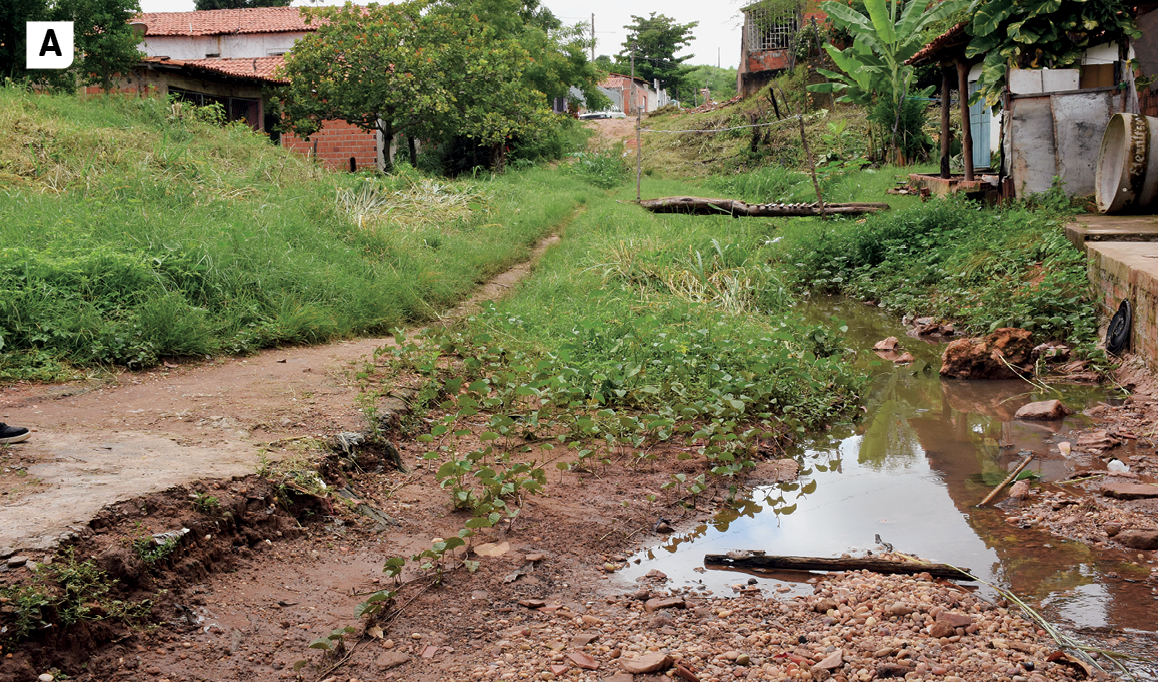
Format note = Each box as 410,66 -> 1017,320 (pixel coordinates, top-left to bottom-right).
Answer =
619,299 -> 1156,641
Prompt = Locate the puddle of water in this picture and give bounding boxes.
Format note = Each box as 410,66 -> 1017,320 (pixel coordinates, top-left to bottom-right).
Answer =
619,298 -> 1158,640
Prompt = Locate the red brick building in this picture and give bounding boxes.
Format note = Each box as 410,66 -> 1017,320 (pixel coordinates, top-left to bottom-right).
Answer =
737,2 -> 827,97
126,7 -> 380,171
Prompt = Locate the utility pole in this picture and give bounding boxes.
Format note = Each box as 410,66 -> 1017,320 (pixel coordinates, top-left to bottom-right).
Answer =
590,14 -> 595,63
632,47 -> 641,202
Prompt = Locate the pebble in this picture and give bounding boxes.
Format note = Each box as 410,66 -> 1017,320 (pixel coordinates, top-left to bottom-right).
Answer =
477,570 -> 1070,682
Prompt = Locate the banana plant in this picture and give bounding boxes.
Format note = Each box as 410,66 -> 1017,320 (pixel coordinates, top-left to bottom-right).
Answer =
809,0 -> 965,155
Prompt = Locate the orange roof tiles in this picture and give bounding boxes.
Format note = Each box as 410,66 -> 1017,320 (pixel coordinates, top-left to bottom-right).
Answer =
136,7 -> 316,37
142,55 -> 288,84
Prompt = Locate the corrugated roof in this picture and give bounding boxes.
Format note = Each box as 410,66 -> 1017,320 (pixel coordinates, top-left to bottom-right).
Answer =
136,7 -> 315,37
906,22 -> 970,66
142,55 -> 288,84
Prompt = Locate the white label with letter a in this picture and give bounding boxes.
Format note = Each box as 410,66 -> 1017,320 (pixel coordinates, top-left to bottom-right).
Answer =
26,22 -> 74,69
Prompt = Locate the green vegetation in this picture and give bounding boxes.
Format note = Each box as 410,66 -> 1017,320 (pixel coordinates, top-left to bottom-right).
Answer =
615,13 -> 699,101
0,549 -> 150,644
281,0 -> 600,171
0,89 -> 585,380
809,0 -> 965,162
776,196 -> 1098,349
1,0 -> 142,91
686,65 -> 739,101
965,0 -> 1140,109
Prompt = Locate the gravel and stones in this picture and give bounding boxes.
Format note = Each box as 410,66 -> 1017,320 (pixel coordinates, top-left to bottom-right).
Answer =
467,571 -> 1090,682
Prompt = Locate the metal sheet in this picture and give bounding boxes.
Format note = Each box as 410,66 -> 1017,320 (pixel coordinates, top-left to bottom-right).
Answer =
1051,91 -> 1114,197
1009,97 -> 1058,199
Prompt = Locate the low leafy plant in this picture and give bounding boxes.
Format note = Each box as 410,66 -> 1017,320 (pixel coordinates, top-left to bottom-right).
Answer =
564,149 -> 629,189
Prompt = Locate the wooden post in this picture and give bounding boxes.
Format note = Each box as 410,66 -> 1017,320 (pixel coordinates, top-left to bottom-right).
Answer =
958,59 -> 974,182
977,454 -> 1034,507
940,68 -> 952,179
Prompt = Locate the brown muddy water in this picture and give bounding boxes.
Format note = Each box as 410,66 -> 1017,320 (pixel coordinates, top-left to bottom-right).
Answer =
619,299 -> 1158,675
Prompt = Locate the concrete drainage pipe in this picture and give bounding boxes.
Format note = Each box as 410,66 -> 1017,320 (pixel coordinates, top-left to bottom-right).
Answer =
1096,113 -> 1158,214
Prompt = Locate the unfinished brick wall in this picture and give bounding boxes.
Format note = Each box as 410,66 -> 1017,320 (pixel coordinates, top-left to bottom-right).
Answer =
282,119 -> 378,171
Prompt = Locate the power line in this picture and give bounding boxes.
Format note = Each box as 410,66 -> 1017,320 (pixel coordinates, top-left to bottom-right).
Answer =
640,114 -> 810,134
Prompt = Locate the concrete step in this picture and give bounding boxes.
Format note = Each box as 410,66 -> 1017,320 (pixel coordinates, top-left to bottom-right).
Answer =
1067,214 -> 1158,253
1086,241 -> 1158,369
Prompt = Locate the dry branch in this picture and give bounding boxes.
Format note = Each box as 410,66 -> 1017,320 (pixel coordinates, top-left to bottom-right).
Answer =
637,197 -> 890,217
704,553 -> 972,580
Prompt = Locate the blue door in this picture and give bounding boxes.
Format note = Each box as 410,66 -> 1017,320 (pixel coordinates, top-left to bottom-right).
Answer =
967,82 -> 991,170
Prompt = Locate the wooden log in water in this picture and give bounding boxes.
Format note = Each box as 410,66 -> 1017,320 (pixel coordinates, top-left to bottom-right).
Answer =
704,553 -> 972,580
637,196 -> 890,217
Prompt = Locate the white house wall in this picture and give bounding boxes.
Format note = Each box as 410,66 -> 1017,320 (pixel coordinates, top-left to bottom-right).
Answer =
141,33 -> 307,60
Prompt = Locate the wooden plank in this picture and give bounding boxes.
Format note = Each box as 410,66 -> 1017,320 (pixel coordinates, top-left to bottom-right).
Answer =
637,196 -> 890,217
704,553 -> 972,580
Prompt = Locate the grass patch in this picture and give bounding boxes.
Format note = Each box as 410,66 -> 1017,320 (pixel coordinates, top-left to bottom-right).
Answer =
0,88 -> 589,379
775,195 -> 1098,351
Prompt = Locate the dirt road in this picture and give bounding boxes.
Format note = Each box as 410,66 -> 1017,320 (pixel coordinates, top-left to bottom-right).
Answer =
0,233 -> 563,553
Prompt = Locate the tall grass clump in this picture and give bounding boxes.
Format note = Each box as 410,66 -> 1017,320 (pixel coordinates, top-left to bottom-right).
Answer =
776,197 -> 1098,349
451,178 -> 866,429
0,88 -> 589,379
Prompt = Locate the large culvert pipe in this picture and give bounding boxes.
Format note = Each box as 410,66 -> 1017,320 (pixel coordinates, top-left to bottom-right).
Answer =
1096,113 -> 1158,214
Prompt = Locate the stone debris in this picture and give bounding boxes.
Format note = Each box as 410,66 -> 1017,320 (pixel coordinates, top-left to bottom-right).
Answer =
873,337 -> 899,351
474,571 -> 1084,682
1014,400 -> 1071,421
940,328 -> 1034,380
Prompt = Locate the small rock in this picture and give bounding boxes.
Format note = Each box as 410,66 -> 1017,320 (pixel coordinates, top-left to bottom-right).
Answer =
814,599 -> 838,614
1102,482 -> 1158,500
525,553 -> 546,562
519,599 -> 547,609
550,665 -> 568,675
1014,400 -> 1070,421
39,675 -> 54,682
604,674 -> 634,682
812,650 -> 843,671
876,662 -> 915,678
645,569 -> 668,580
1103,522 -> 1122,537
654,520 -> 674,534
643,597 -> 685,612
886,602 -> 913,617
568,652 -> 600,670
572,632 -> 599,647
874,337 -> 899,351
747,578 -> 757,585
675,664 -> 700,682
7,555 -> 29,568
375,652 -> 410,670
620,653 -> 673,674
936,611 -> 973,628
470,590 -> 489,600
894,352 -> 915,364
736,654 -> 750,666
1008,480 -> 1031,500
1116,529 -> 1158,550
929,622 -> 955,638
0,547 -> 14,559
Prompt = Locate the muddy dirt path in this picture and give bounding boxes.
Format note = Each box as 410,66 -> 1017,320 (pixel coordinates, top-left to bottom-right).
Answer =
0,233 -> 565,553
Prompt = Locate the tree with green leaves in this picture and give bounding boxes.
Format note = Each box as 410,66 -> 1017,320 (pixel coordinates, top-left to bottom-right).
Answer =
55,0 -> 145,92
617,13 -> 698,101
965,0 -> 1140,110
279,0 -> 553,171
194,0 -> 291,10
0,0 -> 141,90
808,0 -> 964,162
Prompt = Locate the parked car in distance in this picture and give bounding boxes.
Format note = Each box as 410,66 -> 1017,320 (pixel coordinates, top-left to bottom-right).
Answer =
579,106 -> 627,120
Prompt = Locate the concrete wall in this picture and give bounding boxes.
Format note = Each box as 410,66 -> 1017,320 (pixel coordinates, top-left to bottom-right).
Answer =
142,33 -> 307,60
1087,243 -> 1158,371
282,119 -> 378,172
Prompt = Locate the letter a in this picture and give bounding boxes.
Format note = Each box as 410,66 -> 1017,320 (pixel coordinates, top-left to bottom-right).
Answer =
39,29 -> 62,57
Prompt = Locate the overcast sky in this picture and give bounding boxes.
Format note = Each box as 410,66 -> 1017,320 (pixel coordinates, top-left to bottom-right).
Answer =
133,0 -> 745,68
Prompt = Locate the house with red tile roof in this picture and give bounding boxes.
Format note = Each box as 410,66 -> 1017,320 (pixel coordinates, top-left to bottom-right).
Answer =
96,7 -> 380,172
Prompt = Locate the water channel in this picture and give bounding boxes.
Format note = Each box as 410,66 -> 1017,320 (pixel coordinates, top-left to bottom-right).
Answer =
617,298 -> 1158,673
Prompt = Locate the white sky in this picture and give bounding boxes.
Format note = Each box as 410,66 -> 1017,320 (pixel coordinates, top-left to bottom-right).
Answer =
133,0 -> 744,68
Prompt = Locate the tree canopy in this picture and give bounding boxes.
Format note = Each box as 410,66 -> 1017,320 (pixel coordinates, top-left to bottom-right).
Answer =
616,13 -> 698,101
279,0 -> 596,171
0,0 -> 142,89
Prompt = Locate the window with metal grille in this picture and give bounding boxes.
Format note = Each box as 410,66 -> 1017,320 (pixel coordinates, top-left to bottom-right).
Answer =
744,6 -> 799,51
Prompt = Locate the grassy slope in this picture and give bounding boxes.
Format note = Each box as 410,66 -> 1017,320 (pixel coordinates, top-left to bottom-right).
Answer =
0,90 -> 588,379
